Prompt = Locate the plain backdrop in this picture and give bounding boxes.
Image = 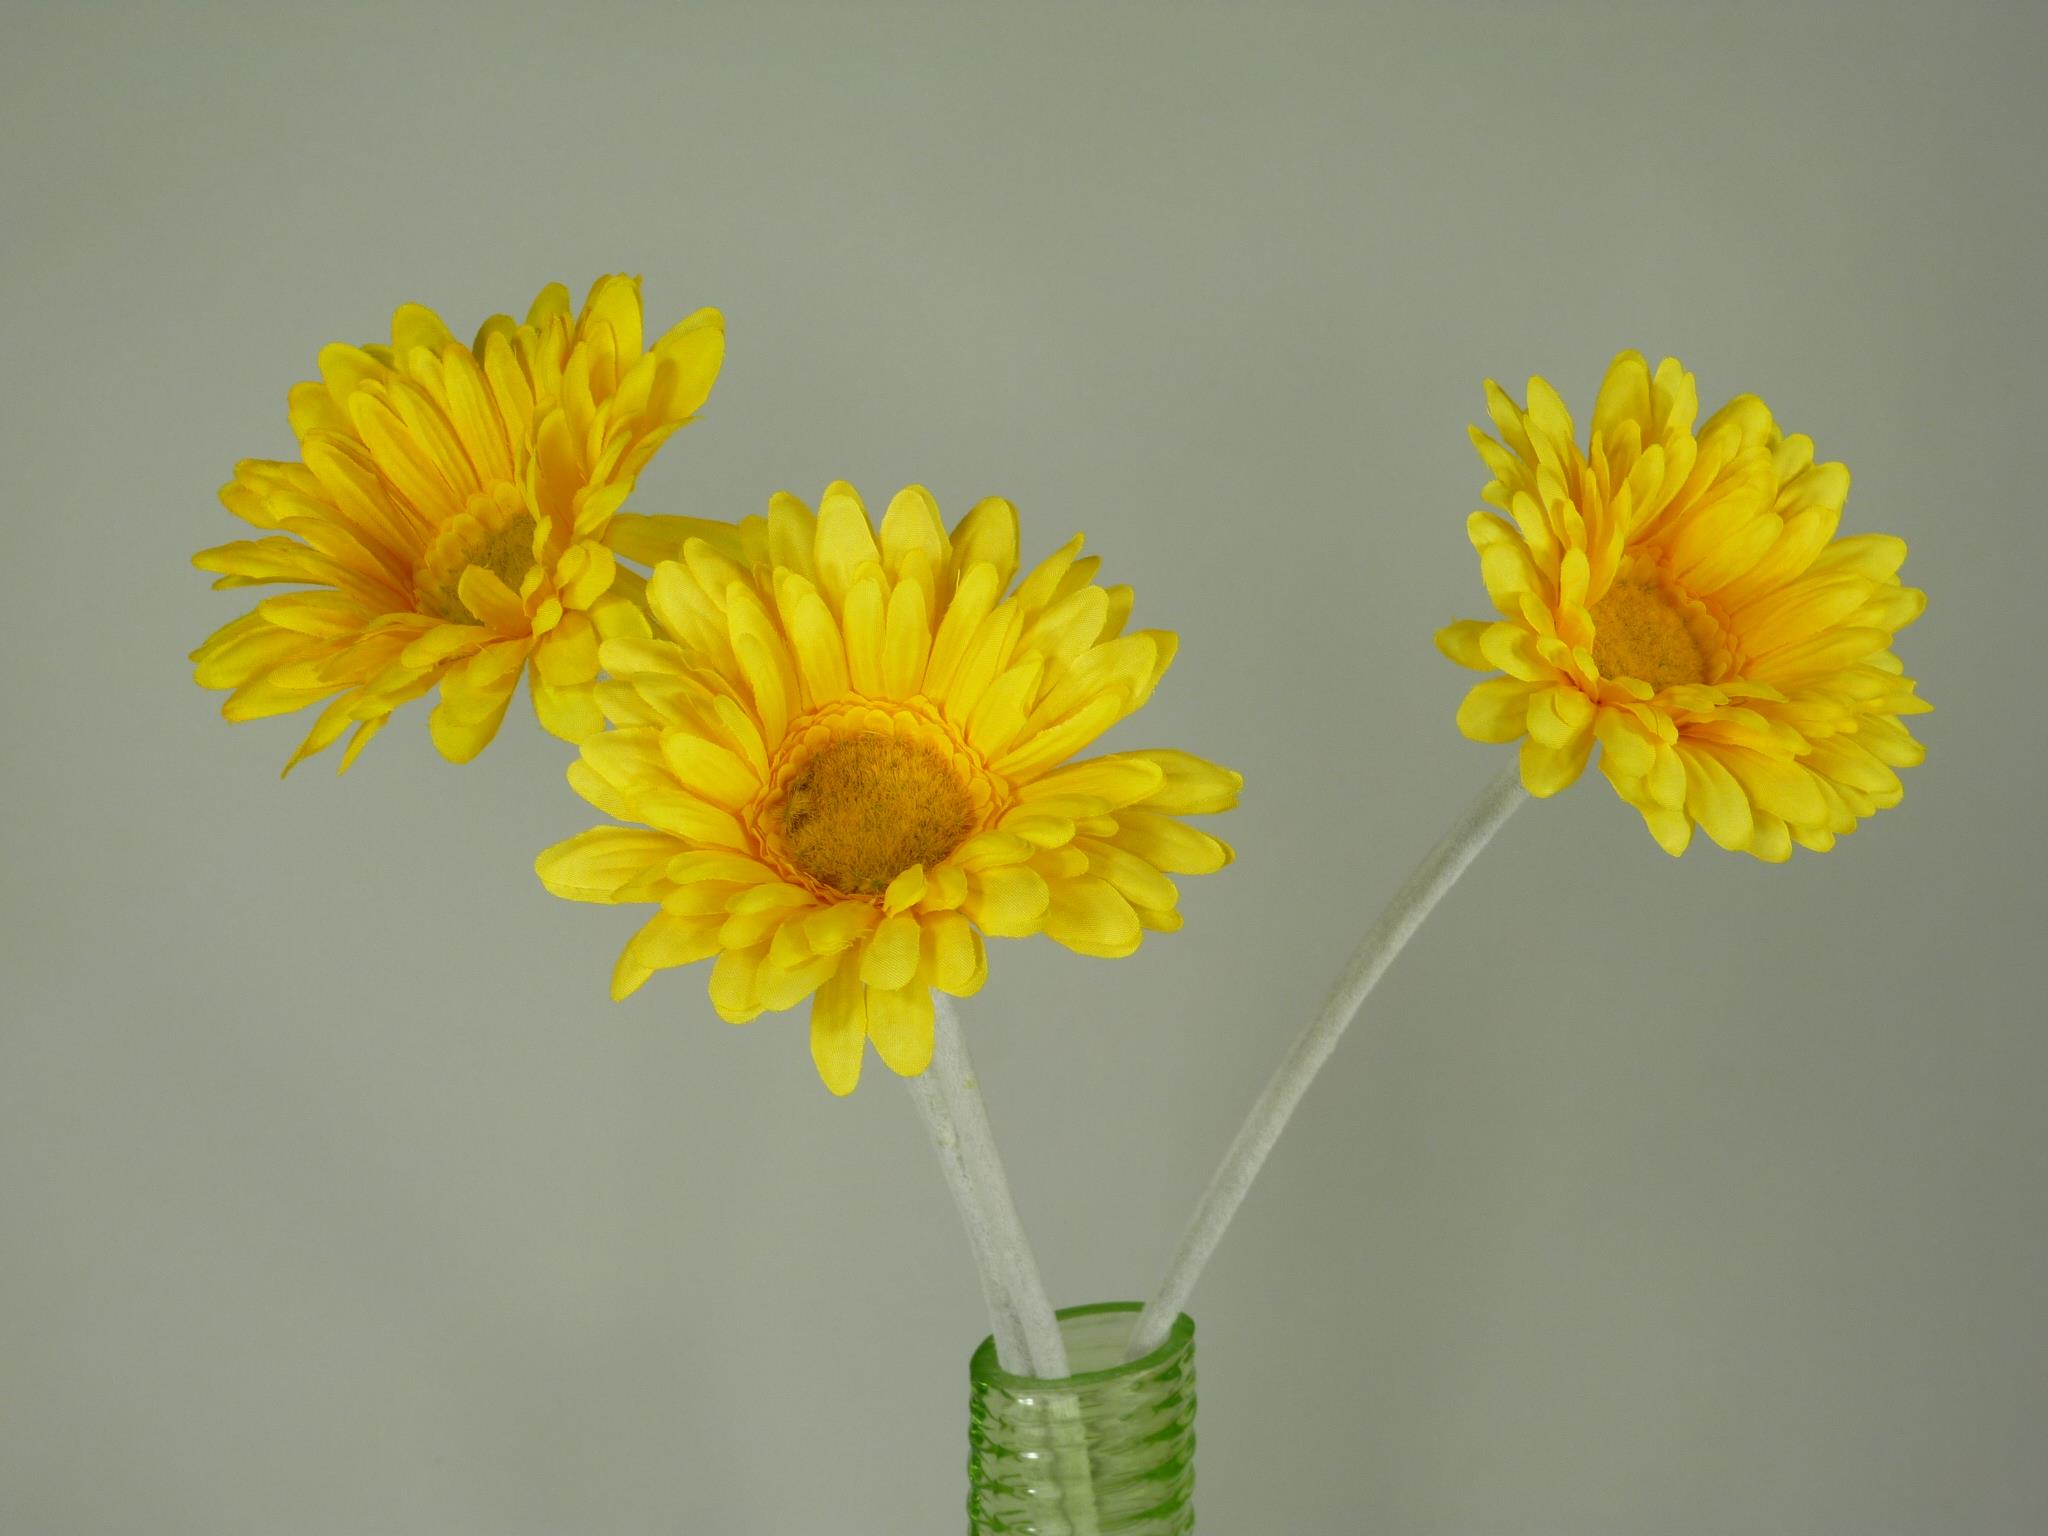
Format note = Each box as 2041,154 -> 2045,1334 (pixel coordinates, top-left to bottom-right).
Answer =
4,3 -> 2044,1532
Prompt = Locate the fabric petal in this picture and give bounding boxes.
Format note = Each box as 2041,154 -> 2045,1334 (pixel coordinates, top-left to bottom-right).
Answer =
809,958 -> 868,1096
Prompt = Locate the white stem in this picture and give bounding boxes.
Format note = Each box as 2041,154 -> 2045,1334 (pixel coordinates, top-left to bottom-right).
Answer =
904,1069 -> 1029,1371
1127,761 -> 1528,1360
927,995 -> 1070,1379
925,999 -> 1103,1532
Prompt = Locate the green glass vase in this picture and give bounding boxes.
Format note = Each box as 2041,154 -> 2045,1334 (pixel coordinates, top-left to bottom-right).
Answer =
966,1301 -> 1196,1535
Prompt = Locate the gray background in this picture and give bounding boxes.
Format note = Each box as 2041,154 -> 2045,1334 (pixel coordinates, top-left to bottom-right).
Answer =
4,3 -> 2043,1532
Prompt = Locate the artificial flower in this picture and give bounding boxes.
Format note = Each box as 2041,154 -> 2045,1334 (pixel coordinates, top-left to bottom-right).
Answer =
1439,351 -> 1928,859
537,482 -> 1241,1093
192,276 -> 724,769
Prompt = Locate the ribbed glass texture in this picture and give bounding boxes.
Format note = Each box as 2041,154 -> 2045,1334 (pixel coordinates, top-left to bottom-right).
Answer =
966,1302 -> 1196,1535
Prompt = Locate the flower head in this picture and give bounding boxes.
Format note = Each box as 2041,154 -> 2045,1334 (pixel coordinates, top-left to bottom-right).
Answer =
537,483 -> 1241,1094
191,276 -> 725,770
1439,352 -> 1928,859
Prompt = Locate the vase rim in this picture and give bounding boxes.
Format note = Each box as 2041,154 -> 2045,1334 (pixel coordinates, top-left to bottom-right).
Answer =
967,1301 -> 1195,1393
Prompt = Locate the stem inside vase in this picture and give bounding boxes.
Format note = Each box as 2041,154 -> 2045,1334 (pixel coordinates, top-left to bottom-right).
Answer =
966,1302 -> 1196,1536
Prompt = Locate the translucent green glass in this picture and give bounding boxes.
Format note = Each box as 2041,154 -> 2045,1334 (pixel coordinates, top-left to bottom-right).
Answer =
966,1302 -> 1196,1535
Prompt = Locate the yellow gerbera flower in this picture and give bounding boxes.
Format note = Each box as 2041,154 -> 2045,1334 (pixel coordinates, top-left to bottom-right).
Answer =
191,276 -> 725,770
1438,351 -> 1929,859
537,482 -> 1241,1094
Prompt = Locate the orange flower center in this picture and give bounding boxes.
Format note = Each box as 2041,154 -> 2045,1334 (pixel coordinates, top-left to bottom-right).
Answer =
748,699 -> 1007,900
1589,574 -> 1709,691
780,734 -> 976,895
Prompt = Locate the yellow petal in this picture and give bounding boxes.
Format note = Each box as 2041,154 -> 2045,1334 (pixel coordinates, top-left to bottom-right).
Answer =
1456,678 -> 1538,743
1133,903 -> 1183,933
401,622 -> 491,669
1478,621 -> 1555,683
1002,813 -> 1079,849
883,864 -> 927,915
814,482 -> 880,612
1017,585 -> 1110,671
1075,837 -> 1179,912
733,631 -> 790,747
646,559 -> 733,664
1746,625 -> 1890,681
841,573 -> 887,695
1523,374 -> 1579,469
918,862 -> 969,913
633,787 -> 749,849
254,591 -> 374,640
1518,733 -> 1592,797
643,307 -> 725,425
578,726 -> 671,793
281,692 -> 362,776
1638,804 -> 1693,857
1748,813 -> 1794,864
1811,532 -> 1908,582
611,912 -> 722,1000
1590,349 -> 1651,442
1678,745 -> 1755,851
767,492 -> 820,583
1434,618 -> 1493,670
949,497 -> 1020,591
1041,876 -> 1143,959
191,611 -> 318,688
535,827 -> 686,902
755,950 -> 842,1013
532,613 -> 599,686
1646,745 -> 1686,810
1104,809 -> 1230,875
785,582 -> 851,703
599,635 -> 688,680
993,689 -> 1129,782
940,604 -> 1023,728
560,541 -> 617,611
1593,709 -> 1655,778
1716,745 -> 1827,829
428,647 -> 524,762
922,911 -> 987,996
865,982 -> 936,1076
809,959 -> 868,1096
805,901 -> 880,955
525,282 -> 571,327
607,513 -> 747,568
530,675 -> 604,743
668,849 -> 783,886
860,912 -> 924,990
576,273 -> 644,360
349,392 -> 461,524
659,731 -> 760,809
925,563 -> 1001,701
1011,533 -> 1087,621
1525,685 -> 1594,750
962,865 -> 1050,937
567,759 -> 634,821
964,657 -> 1044,761
882,578 -> 933,697
708,945 -> 767,1023
1473,525 -> 1542,617
455,565 -> 530,636
880,484 -> 949,578
1026,632 -> 1155,732
1020,754 -> 1167,810
317,341 -> 391,413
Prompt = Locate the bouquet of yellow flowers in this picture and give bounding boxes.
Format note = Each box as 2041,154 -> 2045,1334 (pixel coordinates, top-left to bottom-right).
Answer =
194,275 -> 1926,1534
